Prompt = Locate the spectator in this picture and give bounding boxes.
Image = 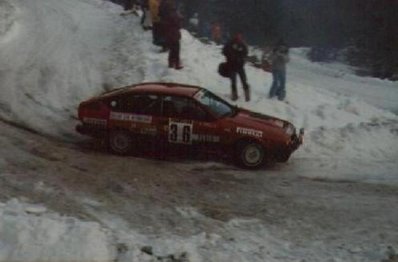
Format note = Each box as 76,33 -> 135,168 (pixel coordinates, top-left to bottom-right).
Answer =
188,13 -> 199,35
211,22 -> 222,45
149,0 -> 162,46
158,0 -> 174,19
163,2 -> 183,69
222,33 -> 250,101
120,0 -> 140,16
158,0 -> 177,52
269,40 -> 289,100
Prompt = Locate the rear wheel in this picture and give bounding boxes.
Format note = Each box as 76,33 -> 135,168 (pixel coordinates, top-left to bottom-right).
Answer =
109,130 -> 132,155
236,141 -> 265,169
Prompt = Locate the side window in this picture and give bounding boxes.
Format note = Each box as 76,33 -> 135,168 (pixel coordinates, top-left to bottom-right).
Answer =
137,95 -> 161,116
109,94 -> 161,116
163,96 -> 209,121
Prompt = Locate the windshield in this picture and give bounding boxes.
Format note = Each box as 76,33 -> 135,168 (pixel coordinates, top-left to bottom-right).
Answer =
194,89 -> 235,118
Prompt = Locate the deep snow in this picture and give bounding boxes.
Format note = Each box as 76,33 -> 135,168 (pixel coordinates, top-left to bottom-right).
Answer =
0,0 -> 397,261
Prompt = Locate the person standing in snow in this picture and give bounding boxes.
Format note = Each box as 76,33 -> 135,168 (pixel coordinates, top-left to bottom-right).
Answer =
149,0 -> 162,46
188,13 -> 199,36
211,22 -> 222,45
268,41 -> 289,100
158,0 -> 174,20
222,33 -> 250,101
140,0 -> 152,30
158,0 -> 177,52
162,1 -> 183,69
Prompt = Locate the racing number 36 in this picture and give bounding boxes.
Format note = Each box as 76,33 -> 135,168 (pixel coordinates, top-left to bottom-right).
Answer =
169,121 -> 193,144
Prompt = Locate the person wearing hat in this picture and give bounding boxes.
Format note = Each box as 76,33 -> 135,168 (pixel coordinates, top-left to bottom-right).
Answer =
222,33 -> 250,101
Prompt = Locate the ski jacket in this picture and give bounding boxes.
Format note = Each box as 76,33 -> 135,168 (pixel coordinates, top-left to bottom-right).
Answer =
163,11 -> 181,43
149,0 -> 160,23
271,47 -> 289,72
158,0 -> 174,20
222,40 -> 248,69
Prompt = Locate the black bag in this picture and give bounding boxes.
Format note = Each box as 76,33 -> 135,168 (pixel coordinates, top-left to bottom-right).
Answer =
218,62 -> 231,78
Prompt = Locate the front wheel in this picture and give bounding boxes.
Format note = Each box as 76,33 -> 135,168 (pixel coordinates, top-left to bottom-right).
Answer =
108,130 -> 132,155
236,142 -> 265,169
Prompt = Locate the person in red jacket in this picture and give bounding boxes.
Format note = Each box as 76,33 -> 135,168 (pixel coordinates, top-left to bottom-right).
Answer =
163,1 -> 183,69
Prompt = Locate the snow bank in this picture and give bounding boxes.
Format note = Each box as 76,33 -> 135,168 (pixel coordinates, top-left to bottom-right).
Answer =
2,200 -> 390,262
0,199 -> 113,262
0,0 -> 19,43
0,0 -> 125,137
0,199 -> 299,262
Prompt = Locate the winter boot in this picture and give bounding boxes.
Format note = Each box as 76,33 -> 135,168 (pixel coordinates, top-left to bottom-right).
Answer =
168,58 -> 175,68
175,60 -> 183,70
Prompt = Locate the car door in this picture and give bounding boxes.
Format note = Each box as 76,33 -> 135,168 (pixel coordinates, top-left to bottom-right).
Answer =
160,95 -> 222,150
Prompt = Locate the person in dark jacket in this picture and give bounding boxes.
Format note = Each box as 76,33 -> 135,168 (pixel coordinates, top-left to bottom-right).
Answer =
158,0 -> 176,52
222,33 -> 250,101
163,2 -> 183,69
158,0 -> 174,19
269,42 -> 289,100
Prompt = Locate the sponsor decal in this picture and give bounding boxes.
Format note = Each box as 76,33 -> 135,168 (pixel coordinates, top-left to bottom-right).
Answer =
140,127 -> 157,136
169,118 -> 192,124
236,127 -> 263,138
83,117 -> 107,126
192,134 -> 220,143
200,122 -> 216,128
110,112 -> 152,123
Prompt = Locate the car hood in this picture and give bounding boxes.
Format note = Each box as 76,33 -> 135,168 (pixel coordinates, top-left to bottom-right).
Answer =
230,108 -> 292,129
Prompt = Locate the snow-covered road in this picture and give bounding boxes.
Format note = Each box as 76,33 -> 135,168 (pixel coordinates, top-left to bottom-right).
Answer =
0,120 -> 397,262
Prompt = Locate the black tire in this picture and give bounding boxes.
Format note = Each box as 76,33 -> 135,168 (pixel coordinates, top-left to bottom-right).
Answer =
108,130 -> 132,155
236,141 -> 265,169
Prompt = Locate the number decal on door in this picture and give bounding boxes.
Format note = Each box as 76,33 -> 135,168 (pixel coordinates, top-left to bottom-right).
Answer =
169,121 -> 193,144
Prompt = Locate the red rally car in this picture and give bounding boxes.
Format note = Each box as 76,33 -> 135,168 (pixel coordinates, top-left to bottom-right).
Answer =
76,82 -> 303,169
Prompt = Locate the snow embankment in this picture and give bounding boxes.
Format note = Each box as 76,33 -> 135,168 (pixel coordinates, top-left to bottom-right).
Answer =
0,199 -> 113,262
1,198 -> 396,262
0,199 -> 300,262
0,0 -> 132,137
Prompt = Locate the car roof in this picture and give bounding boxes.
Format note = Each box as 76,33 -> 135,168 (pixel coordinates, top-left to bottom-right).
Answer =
101,82 -> 202,98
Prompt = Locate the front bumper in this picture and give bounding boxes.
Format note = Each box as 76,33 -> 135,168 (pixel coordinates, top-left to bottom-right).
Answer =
287,128 -> 304,150
275,128 -> 304,162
